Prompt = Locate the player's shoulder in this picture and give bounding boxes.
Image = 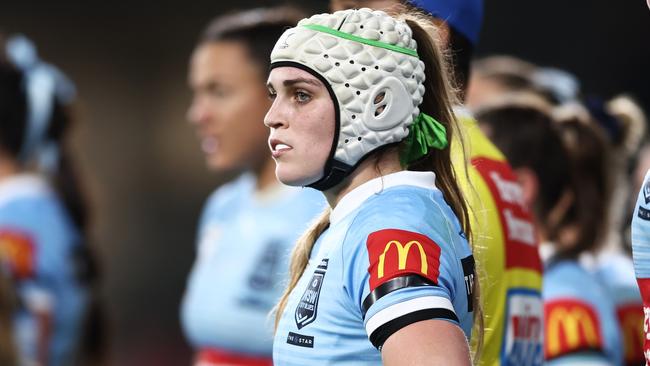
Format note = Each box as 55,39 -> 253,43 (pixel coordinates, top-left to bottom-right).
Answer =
0,175 -> 76,252
595,251 -> 636,286
544,260 -> 610,306
346,186 -> 468,264
352,184 -> 444,237
203,173 -> 254,213
283,186 -> 326,217
0,174 -> 65,222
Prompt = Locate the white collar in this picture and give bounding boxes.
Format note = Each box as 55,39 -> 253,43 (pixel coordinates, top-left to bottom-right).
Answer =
0,173 -> 51,207
330,170 -> 436,225
539,241 -> 556,264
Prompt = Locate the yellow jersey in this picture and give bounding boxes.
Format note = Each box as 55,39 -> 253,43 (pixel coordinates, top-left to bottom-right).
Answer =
452,111 -> 544,366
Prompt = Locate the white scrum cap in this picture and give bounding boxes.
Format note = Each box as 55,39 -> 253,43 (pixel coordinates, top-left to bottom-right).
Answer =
270,8 -> 426,190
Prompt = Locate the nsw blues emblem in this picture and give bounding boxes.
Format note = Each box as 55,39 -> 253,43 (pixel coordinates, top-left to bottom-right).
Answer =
295,258 -> 328,329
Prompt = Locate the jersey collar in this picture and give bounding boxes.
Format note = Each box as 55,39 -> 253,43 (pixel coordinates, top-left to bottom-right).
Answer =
330,170 -> 436,225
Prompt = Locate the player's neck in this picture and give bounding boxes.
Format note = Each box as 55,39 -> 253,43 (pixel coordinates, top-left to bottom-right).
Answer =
324,151 -> 402,208
0,154 -> 20,182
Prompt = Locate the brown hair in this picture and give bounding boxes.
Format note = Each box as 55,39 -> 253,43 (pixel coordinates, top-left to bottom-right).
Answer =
274,9 -> 482,361
199,6 -> 306,77
554,109 -> 611,258
476,100 -> 572,243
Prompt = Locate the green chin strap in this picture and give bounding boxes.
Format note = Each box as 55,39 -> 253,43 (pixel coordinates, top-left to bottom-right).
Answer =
400,112 -> 449,166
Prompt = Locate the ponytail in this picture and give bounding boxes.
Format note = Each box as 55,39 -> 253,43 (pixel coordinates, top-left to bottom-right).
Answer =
273,11 -> 483,360
553,104 -> 612,259
274,209 -> 331,329
399,13 -> 483,362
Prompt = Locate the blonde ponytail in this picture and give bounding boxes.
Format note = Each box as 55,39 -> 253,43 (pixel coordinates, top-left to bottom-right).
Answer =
274,208 -> 331,330
398,11 -> 484,363
607,94 -> 647,156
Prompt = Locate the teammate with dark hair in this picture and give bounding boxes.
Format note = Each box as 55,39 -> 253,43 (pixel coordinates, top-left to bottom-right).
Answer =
477,98 -> 623,366
180,7 -> 324,366
0,34 -> 100,366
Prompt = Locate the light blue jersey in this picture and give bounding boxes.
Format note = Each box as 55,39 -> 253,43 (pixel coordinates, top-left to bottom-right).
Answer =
543,260 -> 623,366
0,174 -> 87,366
588,252 -> 644,366
273,171 -> 475,365
181,174 -> 325,357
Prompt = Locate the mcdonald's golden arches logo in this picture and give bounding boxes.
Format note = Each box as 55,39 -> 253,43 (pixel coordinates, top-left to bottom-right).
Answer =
544,299 -> 604,359
0,229 -> 35,279
367,229 -> 441,291
616,303 -> 645,364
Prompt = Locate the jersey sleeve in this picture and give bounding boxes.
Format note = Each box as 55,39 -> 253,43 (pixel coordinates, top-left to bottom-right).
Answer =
543,298 -> 611,364
543,262 -> 623,365
342,197 -> 474,350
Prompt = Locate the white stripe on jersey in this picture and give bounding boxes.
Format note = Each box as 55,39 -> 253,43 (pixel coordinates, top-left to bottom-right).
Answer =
364,296 -> 455,336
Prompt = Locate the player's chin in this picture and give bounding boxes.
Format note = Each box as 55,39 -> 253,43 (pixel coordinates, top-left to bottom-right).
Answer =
276,165 -> 321,187
206,154 -> 235,173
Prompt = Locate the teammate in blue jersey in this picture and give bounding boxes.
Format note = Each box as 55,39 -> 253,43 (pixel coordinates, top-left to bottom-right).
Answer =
476,98 -> 623,365
557,110 -> 644,366
0,35 -> 100,365
266,8 -> 479,365
180,7 -> 325,366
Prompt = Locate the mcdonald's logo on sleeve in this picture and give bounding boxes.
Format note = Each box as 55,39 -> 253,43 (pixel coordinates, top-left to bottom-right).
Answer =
544,299 -> 604,360
0,229 -> 36,280
616,302 -> 645,365
366,229 -> 441,292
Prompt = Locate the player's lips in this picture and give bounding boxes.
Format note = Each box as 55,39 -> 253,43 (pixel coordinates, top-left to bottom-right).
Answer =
269,138 -> 292,158
200,136 -> 219,155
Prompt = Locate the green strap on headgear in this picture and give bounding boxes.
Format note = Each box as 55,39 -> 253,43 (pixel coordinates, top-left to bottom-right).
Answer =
302,24 -> 419,58
400,112 -> 448,165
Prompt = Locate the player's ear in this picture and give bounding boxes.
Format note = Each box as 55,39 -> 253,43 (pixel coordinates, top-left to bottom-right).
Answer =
513,167 -> 538,209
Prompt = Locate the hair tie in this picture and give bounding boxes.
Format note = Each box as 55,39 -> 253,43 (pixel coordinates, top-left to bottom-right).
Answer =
400,112 -> 448,165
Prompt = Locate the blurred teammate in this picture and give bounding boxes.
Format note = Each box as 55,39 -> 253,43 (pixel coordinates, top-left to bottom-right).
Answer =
268,8 -> 478,365
477,98 -> 623,365
330,1 -> 544,364
469,53 -> 646,364
180,7 -> 324,366
0,35 -> 98,366
556,101 -> 646,366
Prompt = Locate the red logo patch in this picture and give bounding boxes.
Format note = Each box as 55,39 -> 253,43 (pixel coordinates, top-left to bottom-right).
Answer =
0,229 -> 35,279
616,302 -> 644,365
366,229 -> 441,292
636,278 -> 650,365
544,299 -> 604,360
472,157 -> 541,272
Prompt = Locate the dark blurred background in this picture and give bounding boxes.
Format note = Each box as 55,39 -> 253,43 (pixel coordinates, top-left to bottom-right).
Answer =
0,0 -> 648,365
